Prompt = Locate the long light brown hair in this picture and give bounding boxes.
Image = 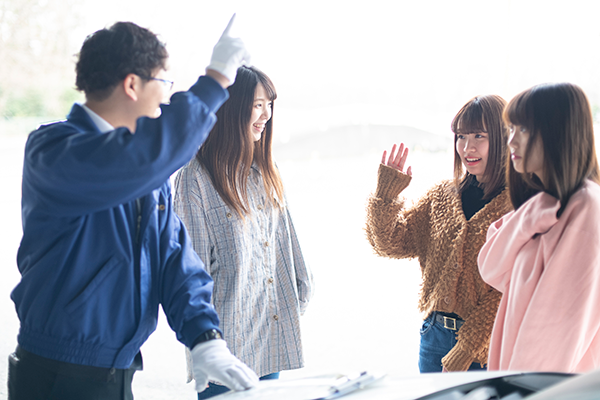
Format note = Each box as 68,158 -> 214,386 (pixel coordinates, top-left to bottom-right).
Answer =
504,82 -> 600,216
197,66 -> 284,217
451,95 -> 508,199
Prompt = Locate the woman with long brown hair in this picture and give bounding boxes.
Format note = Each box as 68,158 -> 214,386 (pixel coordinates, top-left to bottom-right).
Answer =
479,82 -> 600,373
174,66 -> 313,398
366,95 -> 512,372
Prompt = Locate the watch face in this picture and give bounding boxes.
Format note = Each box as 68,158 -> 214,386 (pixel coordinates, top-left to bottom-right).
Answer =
193,329 -> 223,348
208,329 -> 222,340
204,329 -> 222,341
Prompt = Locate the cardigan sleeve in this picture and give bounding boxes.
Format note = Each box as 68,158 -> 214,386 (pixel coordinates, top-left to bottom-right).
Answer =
365,163 -> 433,260
441,287 -> 502,371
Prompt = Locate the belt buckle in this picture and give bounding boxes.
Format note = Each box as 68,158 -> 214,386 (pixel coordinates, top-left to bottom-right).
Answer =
443,316 -> 457,330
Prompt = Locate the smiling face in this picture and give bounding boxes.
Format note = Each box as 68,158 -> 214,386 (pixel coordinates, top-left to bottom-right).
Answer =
248,83 -> 272,142
455,131 -> 490,182
508,124 -> 545,183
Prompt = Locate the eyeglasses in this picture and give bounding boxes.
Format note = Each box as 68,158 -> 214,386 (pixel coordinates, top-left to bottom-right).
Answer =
141,76 -> 174,91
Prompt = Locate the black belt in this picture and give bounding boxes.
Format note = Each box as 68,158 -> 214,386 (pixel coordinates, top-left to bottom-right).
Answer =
434,313 -> 465,331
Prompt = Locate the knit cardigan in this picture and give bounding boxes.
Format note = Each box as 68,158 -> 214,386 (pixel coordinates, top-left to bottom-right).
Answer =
366,164 -> 512,371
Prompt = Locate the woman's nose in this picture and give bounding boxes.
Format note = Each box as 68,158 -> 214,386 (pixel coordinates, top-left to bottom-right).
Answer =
463,138 -> 474,152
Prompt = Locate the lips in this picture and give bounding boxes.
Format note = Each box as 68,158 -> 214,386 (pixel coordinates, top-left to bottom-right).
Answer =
465,157 -> 482,165
252,123 -> 265,131
511,153 -> 521,160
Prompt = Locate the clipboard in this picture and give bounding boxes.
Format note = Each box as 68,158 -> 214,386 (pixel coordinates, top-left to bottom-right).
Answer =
212,371 -> 386,400
316,371 -> 386,399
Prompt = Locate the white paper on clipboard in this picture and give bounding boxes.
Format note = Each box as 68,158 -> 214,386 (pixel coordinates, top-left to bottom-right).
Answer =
213,371 -> 386,400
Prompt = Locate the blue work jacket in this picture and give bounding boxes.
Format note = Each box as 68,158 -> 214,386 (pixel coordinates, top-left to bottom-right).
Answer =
12,76 -> 227,369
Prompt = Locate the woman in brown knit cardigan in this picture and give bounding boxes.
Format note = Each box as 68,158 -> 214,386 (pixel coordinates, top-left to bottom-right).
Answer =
366,95 -> 512,372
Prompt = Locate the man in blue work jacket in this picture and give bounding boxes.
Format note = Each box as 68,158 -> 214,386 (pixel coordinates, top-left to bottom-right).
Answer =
8,16 -> 259,400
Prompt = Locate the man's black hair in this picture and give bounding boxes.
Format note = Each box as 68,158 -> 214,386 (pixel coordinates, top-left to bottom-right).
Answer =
75,22 -> 168,100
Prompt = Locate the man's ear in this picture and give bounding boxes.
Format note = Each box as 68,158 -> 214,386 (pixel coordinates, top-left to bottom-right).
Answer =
123,74 -> 141,101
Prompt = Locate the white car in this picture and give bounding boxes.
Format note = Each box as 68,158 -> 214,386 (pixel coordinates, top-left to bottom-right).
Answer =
211,368 -> 600,400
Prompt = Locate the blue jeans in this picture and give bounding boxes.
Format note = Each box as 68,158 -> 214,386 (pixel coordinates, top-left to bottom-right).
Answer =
197,372 -> 280,399
419,312 -> 487,373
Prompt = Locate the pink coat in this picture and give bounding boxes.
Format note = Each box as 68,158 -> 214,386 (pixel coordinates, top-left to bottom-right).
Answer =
478,180 -> 600,373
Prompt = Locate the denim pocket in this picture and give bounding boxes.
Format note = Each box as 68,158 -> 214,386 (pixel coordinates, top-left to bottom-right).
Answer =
420,314 -> 434,335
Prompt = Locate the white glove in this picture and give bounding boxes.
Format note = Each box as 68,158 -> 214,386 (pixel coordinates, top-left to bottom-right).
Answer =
207,14 -> 252,83
190,339 -> 259,393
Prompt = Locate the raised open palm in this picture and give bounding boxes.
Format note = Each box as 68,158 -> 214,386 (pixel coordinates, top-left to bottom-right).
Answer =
382,143 -> 412,176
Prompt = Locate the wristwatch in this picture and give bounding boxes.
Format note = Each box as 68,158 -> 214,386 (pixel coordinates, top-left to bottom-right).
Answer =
192,329 -> 223,348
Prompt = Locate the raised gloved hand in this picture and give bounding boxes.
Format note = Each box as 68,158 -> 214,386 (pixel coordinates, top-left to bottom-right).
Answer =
190,339 -> 259,393
207,14 -> 252,84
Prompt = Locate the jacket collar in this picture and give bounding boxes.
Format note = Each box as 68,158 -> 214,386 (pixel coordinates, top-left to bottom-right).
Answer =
66,103 -> 103,135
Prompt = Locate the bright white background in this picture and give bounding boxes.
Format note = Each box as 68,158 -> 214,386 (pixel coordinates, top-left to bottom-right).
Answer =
2,1 -> 600,398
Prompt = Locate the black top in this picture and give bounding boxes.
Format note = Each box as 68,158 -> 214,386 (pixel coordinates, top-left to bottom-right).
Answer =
461,177 -> 495,220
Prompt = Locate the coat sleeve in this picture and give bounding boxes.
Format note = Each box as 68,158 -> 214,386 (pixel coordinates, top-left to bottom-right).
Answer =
478,192 -> 559,293
441,287 -> 502,371
365,164 -> 433,260
508,204 -> 600,372
24,76 -> 228,217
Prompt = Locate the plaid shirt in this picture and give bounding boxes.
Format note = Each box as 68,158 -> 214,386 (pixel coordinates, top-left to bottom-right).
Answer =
174,157 -> 313,378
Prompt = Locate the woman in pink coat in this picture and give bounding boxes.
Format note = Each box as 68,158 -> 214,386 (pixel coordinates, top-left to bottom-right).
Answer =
478,82 -> 600,373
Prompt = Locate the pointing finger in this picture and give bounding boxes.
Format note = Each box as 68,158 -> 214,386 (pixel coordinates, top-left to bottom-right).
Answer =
221,13 -> 236,38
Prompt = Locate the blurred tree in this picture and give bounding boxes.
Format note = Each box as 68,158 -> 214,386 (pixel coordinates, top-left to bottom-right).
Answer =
0,0 -> 84,119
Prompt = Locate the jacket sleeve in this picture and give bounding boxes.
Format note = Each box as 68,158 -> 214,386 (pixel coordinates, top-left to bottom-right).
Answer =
24,76 -> 228,217
441,287 -> 502,371
172,166 -> 217,383
365,164 -> 433,260
158,187 -> 220,350
173,167 -> 213,275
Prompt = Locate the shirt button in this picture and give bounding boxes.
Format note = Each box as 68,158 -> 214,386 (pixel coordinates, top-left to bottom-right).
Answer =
257,205 -> 263,210
226,213 -> 232,218
444,297 -> 450,304
264,241 -> 269,247
273,315 -> 279,320
157,204 -> 166,211
268,277 -> 274,284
